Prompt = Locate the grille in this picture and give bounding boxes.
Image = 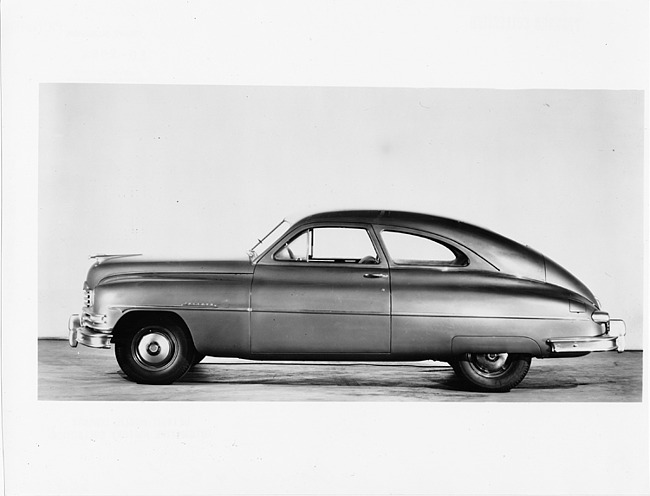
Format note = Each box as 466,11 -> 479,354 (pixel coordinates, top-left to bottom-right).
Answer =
83,289 -> 93,308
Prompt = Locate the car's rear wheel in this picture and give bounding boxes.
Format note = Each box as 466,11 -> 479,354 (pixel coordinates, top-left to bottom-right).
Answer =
114,319 -> 195,384
454,353 -> 531,392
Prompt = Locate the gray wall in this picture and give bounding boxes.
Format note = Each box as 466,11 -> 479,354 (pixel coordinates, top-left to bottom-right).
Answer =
39,84 -> 644,349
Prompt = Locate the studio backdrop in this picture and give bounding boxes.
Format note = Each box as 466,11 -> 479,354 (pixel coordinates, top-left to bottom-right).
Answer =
38,84 -> 644,349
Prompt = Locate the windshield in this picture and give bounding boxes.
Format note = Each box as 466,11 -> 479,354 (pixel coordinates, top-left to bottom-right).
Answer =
248,219 -> 292,262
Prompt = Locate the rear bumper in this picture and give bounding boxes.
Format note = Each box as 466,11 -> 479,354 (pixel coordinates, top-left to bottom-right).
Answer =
547,319 -> 626,354
68,314 -> 112,349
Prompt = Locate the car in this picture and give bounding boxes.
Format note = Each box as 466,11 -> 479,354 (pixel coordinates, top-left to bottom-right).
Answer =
68,210 -> 626,392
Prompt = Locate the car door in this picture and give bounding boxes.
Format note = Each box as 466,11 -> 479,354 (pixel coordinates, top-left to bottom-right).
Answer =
250,224 -> 391,354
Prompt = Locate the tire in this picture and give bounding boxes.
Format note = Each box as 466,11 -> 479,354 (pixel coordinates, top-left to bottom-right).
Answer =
454,353 -> 531,392
192,353 -> 205,366
114,318 -> 196,384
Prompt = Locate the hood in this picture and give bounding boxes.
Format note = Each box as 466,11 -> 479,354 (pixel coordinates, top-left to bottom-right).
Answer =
85,255 -> 253,288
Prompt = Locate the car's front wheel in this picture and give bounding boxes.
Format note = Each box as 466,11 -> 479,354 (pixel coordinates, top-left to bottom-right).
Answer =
453,353 -> 531,392
114,319 -> 196,384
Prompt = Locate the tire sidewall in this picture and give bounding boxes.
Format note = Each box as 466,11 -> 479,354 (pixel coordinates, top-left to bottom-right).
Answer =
456,353 -> 531,392
115,320 -> 195,384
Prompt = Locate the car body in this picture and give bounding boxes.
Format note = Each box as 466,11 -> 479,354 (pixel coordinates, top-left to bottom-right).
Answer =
68,210 -> 626,391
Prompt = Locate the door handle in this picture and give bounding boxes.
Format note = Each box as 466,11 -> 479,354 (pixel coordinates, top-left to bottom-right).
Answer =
363,273 -> 388,279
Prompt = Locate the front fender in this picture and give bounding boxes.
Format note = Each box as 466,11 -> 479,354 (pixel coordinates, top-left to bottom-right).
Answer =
92,274 -> 253,355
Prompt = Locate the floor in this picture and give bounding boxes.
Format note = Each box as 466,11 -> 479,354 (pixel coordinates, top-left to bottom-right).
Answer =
38,339 -> 643,401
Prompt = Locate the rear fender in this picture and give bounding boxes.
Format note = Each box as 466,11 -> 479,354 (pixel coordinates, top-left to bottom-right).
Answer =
451,336 -> 542,356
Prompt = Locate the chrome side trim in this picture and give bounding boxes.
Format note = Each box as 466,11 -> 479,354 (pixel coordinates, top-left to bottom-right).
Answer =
392,312 -> 579,321
100,272 -> 250,285
109,306 -> 585,319
108,304 -> 251,312
248,309 -> 388,316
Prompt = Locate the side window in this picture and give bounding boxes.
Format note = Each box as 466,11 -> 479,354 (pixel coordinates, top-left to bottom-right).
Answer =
381,230 -> 465,266
275,227 -> 378,264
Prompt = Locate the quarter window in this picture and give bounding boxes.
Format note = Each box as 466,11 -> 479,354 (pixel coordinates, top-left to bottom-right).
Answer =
381,230 -> 465,266
275,227 -> 379,264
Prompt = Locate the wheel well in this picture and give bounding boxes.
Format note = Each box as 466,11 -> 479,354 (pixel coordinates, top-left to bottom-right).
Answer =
111,310 -> 196,349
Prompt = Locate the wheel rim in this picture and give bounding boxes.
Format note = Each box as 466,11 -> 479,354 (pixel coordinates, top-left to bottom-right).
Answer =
134,328 -> 175,368
467,353 -> 511,378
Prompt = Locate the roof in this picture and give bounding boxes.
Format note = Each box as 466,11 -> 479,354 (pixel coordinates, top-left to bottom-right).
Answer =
299,210 -> 468,230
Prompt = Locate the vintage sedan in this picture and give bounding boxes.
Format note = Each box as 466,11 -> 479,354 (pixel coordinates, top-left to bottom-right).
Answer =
68,210 -> 626,392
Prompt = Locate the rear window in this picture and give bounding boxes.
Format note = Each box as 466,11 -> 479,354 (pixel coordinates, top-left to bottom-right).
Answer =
381,230 -> 467,266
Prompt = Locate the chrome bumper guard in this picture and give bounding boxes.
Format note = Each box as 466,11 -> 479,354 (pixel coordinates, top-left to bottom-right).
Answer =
68,314 -> 112,349
547,319 -> 626,354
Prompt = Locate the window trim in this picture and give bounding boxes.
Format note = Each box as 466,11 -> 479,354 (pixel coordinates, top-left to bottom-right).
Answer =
269,223 -> 386,267
377,228 -> 470,268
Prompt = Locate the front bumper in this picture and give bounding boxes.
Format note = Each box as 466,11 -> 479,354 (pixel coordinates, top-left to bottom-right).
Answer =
547,319 -> 626,354
68,314 -> 112,349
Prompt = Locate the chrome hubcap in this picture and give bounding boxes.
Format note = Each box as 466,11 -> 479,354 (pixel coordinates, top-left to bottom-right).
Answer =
470,353 -> 509,376
137,331 -> 173,366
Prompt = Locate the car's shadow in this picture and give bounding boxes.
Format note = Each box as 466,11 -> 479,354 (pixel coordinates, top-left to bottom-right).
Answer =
116,361 -> 583,393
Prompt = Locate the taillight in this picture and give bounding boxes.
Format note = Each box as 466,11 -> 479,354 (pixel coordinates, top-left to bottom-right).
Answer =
591,310 -> 610,324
